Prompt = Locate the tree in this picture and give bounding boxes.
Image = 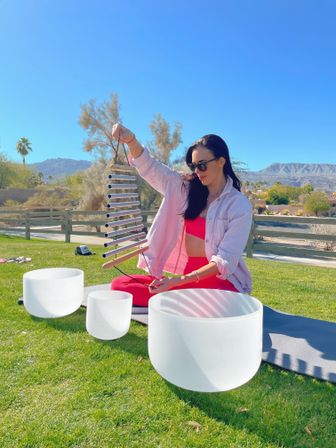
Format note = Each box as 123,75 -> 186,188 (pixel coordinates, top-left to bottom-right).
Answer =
11,164 -> 40,188
0,152 -> 42,188
148,114 -> 182,164
53,171 -> 85,208
136,114 -> 182,216
0,152 -> 14,188
303,191 -> 331,216
137,115 -> 182,216
266,183 -> 289,205
78,93 -> 124,212
302,183 -> 314,194
16,137 -> 32,165
254,181 -> 267,191
232,158 -> 249,174
26,171 -> 44,188
79,93 -> 123,164
78,94 -> 182,213
285,185 -> 300,202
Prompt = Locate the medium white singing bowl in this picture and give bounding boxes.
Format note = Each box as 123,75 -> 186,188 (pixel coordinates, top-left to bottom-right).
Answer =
86,290 -> 133,340
148,289 -> 263,392
23,268 -> 84,318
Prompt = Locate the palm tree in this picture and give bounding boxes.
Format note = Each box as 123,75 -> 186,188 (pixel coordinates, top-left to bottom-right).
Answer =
16,137 -> 32,166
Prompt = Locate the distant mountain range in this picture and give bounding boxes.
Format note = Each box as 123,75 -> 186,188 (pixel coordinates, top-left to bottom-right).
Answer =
240,163 -> 336,193
29,158 -> 336,192
257,163 -> 336,176
29,158 -> 92,179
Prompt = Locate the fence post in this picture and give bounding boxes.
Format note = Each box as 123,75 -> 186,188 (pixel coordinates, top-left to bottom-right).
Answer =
246,217 -> 255,258
25,211 -> 31,240
64,210 -> 72,243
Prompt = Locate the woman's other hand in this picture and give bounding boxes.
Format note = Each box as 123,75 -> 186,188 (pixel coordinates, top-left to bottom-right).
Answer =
112,123 -> 135,145
148,276 -> 181,294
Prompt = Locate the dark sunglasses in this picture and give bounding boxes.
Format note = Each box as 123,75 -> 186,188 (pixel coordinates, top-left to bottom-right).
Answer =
187,157 -> 218,172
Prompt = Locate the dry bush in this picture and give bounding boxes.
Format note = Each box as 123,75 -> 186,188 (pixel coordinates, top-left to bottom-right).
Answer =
310,224 -> 336,251
0,200 -> 24,226
24,188 -> 72,209
1,199 -> 24,210
78,161 -> 107,212
78,161 -> 109,232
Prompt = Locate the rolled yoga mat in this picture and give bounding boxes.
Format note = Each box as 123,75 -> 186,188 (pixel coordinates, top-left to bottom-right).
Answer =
82,286 -> 336,383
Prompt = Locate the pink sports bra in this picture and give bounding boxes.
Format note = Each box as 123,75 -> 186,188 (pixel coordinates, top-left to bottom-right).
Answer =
184,215 -> 206,240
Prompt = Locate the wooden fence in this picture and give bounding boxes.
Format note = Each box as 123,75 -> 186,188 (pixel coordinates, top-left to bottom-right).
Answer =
250,215 -> 336,259
0,209 -> 156,243
0,209 -> 335,259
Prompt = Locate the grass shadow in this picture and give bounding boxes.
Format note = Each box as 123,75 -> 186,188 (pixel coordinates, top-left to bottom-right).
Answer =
0,233 -> 24,240
92,328 -> 149,359
31,307 -> 87,333
33,308 -> 149,358
165,365 -> 329,448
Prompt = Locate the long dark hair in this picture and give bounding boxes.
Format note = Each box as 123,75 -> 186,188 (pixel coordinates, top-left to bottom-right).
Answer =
183,134 -> 241,219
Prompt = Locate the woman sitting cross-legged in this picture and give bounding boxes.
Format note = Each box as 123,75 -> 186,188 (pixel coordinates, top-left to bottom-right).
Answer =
110,123 -> 253,307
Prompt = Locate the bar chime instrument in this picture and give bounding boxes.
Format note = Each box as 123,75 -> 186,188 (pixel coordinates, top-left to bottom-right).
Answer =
102,161 -> 149,270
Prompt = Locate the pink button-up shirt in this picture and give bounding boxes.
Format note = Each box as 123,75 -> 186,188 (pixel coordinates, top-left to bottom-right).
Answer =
131,147 -> 253,293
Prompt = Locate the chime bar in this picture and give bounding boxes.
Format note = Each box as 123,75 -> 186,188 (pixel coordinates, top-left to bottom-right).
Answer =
104,232 -> 146,248
105,216 -> 143,230
104,223 -> 144,236
107,201 -> 140,209
108,174 -> 136,181
105,218 -> 143,230
102,239 -> 148,258
102,244 -> 149,269
109,164 -> 134,172
107,193 -> 139,200
108,184 -> 138,190
102,161 -> 147,269
106,209 -> 141,219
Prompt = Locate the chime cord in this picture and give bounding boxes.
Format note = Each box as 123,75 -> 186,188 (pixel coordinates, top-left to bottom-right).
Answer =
110,134 -> 154,286
115,133 -> 131,167
112,257 -> 153,287
111,241 -> 154,288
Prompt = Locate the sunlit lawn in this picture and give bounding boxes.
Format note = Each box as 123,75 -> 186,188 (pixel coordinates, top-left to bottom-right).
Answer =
0,235 -> 335,448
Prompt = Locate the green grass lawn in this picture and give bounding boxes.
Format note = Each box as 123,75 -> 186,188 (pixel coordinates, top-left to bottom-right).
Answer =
0,235 -> 335,448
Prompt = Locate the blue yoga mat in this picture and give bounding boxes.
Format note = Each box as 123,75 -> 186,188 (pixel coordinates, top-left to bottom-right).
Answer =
262,305 -> 336,383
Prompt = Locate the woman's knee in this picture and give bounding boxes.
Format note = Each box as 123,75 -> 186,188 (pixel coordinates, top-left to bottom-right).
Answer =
110,276 -> 128,291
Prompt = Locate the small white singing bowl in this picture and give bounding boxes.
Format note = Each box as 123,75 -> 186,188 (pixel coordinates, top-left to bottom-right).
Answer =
148,289 -> 263,392
86,290 -> 133,340
23,268 -> 84,318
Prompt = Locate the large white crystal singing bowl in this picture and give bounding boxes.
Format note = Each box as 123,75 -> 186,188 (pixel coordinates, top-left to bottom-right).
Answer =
23,268 -> 84,318
86,290 -> 133,340
148,289 -> 263,392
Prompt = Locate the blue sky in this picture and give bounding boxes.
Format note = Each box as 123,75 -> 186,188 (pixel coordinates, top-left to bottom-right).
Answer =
0,0 -> 335,171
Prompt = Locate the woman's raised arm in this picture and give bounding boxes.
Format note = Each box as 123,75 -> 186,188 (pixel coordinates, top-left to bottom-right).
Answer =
111,123 -> 144,159
111,123 -> 184,196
